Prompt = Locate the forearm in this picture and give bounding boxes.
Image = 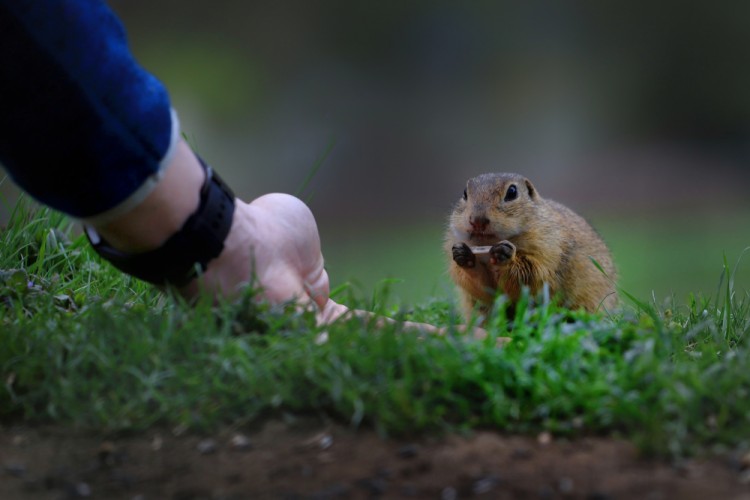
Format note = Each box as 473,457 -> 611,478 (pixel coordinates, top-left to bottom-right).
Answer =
93,140 -> 204,253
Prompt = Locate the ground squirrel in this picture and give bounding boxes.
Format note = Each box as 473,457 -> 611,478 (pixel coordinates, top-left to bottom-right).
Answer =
445,173 -> 617,322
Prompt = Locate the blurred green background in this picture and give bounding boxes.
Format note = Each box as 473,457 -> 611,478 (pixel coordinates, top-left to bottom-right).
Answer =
318,211 -> 750,308
1,1 -> 748,307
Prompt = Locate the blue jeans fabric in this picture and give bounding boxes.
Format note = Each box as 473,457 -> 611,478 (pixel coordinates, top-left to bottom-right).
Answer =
0,0 -> 174,219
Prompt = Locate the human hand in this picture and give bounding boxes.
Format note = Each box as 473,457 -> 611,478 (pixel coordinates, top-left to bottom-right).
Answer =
180,192 -> 332,312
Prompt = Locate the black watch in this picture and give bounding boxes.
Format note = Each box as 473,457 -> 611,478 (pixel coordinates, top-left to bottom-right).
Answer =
85,156 -> 235,287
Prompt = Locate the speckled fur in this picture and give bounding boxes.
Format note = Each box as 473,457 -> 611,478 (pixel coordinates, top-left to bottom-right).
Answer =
445,173 -> 617,322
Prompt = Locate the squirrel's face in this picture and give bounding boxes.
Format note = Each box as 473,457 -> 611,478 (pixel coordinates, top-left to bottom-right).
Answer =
449,173 -> 538,245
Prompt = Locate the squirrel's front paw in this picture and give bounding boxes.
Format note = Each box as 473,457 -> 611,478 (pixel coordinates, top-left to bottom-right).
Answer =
490,240 -> 516,264
452,242 -> 477,268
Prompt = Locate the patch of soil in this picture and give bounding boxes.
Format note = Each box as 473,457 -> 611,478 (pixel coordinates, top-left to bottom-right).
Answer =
1,420 -> 748,499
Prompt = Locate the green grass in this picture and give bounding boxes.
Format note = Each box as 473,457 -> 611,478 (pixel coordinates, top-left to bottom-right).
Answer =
320,211 -> 750,308
1,201 -> 750,459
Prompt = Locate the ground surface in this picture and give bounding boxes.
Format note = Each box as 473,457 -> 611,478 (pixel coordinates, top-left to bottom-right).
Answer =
1,421 -> 749,500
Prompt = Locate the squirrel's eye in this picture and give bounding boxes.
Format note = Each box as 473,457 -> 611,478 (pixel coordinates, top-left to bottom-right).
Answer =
504,184 -> 518,202
462,189 -> 468,201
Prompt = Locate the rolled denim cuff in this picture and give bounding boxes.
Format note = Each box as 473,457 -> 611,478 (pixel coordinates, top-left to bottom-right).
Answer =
0,0 -> 175,219
81,109 -> 181,226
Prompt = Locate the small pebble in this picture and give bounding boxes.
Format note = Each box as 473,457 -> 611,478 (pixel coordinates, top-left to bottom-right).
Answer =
109,469 -> 134,488
12,435 -> 27,447
196,438 -> 218,455
98,440 -> 115,453
511,447 -> 533,460
68,482 -> 91,498
311,482 -> 349,498
537,431 -> 553,445
473,475 -> 500,495
172,423 -> 188,437
559,477 -> 574,494
397,444 -> 419,459
4,462 -> 26,477
98,441 -> 117,466
357,476 -> 388,495
318,434 -> 334,450
303,432 -> 334,450
229,433 -> 253,451
78,482 -> 92,497
401,483 -> 419,497
375,467 -> 394,479
538,485 -> 555,499
151,434 -> 163,451
440,486 -> 457,500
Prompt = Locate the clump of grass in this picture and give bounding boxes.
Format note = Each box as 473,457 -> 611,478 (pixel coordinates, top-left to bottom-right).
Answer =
1,201 -> 749,459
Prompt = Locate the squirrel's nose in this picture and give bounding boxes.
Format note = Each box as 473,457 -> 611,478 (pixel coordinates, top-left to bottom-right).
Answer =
469,214 -> 490,231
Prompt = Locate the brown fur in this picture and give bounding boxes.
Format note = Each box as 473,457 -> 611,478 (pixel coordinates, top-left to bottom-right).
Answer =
445,173 -> 617,321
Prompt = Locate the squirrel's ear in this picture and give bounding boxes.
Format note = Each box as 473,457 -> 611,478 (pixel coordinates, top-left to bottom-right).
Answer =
525,179 -> 536,199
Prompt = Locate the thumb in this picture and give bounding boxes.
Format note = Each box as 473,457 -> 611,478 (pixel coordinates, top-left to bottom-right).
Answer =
250,193 -> 330,308
304,262 -> 330,310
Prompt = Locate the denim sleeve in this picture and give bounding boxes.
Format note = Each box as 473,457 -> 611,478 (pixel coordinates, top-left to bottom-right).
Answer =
0,0 -> 178,221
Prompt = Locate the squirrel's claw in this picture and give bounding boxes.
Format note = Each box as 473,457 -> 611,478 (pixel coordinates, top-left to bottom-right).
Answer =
490,240 -> 516,264
452,242 -> 476,268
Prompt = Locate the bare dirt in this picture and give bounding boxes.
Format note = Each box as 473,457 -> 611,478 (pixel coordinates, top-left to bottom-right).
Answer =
1,420 -> 749,500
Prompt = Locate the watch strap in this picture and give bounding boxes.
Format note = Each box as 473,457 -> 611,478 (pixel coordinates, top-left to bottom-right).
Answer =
85,156 -> 235,287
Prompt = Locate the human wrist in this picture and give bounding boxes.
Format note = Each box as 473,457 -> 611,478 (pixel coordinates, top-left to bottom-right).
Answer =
86,140 -> 236,287
91,139 -> 204,253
